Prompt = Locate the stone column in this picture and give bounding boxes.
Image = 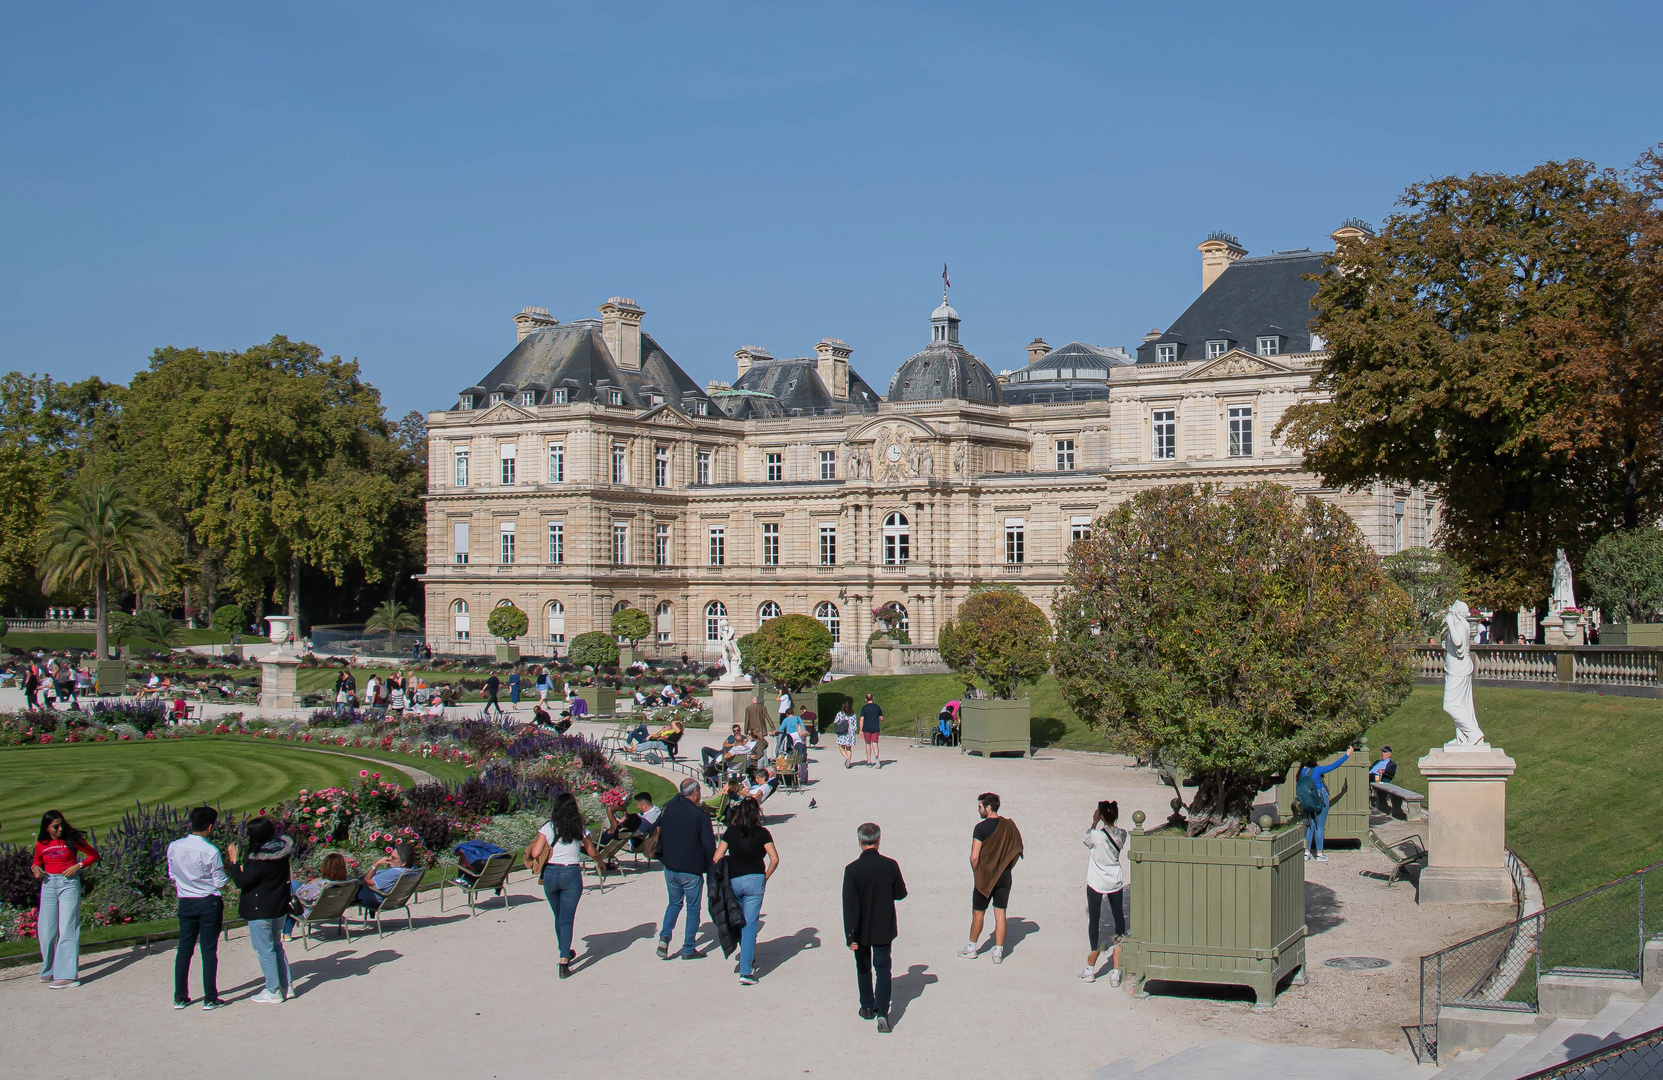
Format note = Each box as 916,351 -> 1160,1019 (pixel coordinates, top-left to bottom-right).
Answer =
259,651 -> 302,711
1417,745 -> 1517,904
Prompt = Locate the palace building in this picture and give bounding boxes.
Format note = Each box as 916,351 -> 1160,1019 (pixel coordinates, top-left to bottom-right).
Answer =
422,224 -> 1434,664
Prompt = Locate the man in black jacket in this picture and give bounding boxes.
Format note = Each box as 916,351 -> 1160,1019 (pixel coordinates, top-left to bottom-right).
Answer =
843,822 -> 908,1032
656,778 -> 716,960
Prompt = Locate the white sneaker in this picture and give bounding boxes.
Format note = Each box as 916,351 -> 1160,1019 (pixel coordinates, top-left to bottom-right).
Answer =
1303,851 -> 1312,861
1108,968 -> 1122,987
957,943 -> 979,959
1313,854 -> 1329,862
1079,965 -> 1096,981
991,946 -> 1004,965
249,990 -> 284,1004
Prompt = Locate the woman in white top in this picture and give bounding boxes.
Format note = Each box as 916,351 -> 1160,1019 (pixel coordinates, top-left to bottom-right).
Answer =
527,792 -> 599,978
1082,799 -> 1128,985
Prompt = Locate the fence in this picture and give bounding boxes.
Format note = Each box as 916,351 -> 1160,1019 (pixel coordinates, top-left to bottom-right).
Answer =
1413,645 -> 1663,697
3,618 -> 97,633
1414,860 -> 1663,1064
1527,1026 -> 1663,1078
311,624 -> 424,659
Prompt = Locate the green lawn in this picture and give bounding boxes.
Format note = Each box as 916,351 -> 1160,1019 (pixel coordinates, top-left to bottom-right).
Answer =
1,628 -> 228,651
818,672 -> 1117,751
625,766 -> 679,807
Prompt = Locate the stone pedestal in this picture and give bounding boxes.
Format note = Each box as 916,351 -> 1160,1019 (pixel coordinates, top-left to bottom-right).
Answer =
259,650 -> 302,711
1417,744 -> 1517,905
869,641 -> 896,674
708,679 -> 756,733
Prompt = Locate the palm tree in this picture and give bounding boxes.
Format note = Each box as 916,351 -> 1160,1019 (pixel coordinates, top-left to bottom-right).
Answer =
37,481 -> 171,660
364,598 -> 421,641
130,608 -> 185,652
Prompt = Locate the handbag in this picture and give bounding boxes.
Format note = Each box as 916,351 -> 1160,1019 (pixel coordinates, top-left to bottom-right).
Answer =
524,828 -> 552,877
833,716 -> 849,736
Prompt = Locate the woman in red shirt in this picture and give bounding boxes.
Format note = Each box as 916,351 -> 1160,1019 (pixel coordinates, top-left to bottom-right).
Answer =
31,810 -> 99,988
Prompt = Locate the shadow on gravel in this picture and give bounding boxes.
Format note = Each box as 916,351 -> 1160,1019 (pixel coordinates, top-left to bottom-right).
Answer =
1305,882 -> 1344,936
759,926 -> 820,976
575,922 -> 656,971
288,948 -> 402,994
889,964 -> 939,1028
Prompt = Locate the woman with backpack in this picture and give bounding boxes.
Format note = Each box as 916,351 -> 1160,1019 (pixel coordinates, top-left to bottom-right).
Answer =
1081,800 -> 1127,985
832,698 -> 858,769
1297,747 -> 1354,862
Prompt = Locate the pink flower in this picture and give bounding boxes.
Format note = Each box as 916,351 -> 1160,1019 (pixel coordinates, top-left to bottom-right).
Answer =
359,769 -> 369,777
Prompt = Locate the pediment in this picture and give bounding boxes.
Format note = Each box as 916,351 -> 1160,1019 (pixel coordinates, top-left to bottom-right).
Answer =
1181,349 -> 1293,380
844,414 -> 938,443
473,402 -> 536,423
637,403 -> 695,428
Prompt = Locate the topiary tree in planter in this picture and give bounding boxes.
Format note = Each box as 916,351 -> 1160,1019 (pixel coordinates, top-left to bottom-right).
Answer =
1053,483 -> 1414,837
748,613 -> 833,695
937,586 -> 1052,699
486,603 -> 529,664
611,606 -> 652,667
568,630 -> 619,671
1583,527 -> 1663,625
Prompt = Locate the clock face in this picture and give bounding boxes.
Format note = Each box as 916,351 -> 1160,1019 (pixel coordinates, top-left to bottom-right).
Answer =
886,444 -> 903,463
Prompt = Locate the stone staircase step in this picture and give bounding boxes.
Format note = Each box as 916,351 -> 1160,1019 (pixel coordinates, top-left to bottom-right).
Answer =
1488,1001 -> 1643,1080
1612,986 -> 1663,1040
1432,1034 -> 1533,1079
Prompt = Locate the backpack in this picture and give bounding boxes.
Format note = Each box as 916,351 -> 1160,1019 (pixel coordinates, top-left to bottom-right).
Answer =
1295,770 -> 1325,815
832,715 -> 849,736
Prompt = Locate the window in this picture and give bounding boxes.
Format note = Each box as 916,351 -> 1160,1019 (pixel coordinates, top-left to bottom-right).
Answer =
519,391 -> 536,407
452,600 -> 470,641
547,600 -> 565,644
654,445 -> 670,487
695,400 -> 709,417
499,443 -> 517,485
552,387 -> 569,404
758,600 -> 782,622
655,601 -> 673,643
1070,516 -> 1092,544
655,523 -> 670,566
546,522 -> 564,564
458,395 -> 475,411
761,522 -> 780,565
882,512 -> 910,565
878,602 -> 909,633
819,523 -> 837,565
499,522 -> 516,564
814,601 -> 840,644
1206,340 -> 1228,359
1394,498 -> 1406,553
545,444 -> 564,483
1426,502 -> 1436,545
820,449 -> 836,480
1055,439 -> 1075,471
696,449 -> 712,485
1257,336 -> 1279,356
1156,343 -> 1177,363
1152,409 -> 1176,461
766,452 -> 783,482
608,389 -> 623,406
453,451 -> 470,487
705,600 -> 728,641
1005,518 -> 1025,564
452,521 -> 470,565
1228,405 -> 1254,457
708,527 -> 725,566
489,392 -> 504,405
611,444 -> 627,485
612,522 -> 629,566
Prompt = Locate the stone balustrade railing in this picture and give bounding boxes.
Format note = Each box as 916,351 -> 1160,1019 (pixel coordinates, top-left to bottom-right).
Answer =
1412,644 -> 1663,697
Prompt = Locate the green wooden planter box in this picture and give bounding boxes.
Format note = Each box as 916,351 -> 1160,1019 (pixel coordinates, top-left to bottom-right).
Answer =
495,644 -> 521,665
959,698 -> 1031,757
1123,814 -> 1308,1008
1600,623 -> 1663,646
1273,742 -> 1371,846
577,687 -> 617,716
617,645 -> 639,669
95,660 -> 127,695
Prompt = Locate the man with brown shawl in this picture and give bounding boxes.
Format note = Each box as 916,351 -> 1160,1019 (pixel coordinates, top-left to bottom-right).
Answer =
743,695 -> 771,742
959,792 -> 1022,964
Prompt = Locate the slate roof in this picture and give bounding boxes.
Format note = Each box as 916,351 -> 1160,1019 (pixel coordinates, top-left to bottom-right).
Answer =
888,341 -> 1002,404
727,358 -> 881,417
1134,250 -> 1326,364
457,320 -> 714,412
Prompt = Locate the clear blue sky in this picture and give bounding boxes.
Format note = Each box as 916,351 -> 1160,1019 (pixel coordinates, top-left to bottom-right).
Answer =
3,2 -> 1659,417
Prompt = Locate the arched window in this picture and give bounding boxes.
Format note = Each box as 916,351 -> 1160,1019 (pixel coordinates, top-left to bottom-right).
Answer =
705,600 -> 729,642
758,601 -> 782,623
814,601 -> 840,644
612,599 -> 631,613
883,512 -> 910,565
546,600 -> 565,644
452,599 -> 470,641
655,600 -> 673,643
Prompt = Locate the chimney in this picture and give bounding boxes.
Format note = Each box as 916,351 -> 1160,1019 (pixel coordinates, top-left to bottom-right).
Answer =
1197,231 -> 1247,292
1141,328 -> 1162,343
814,338 -> 852,398
734,345 -> 772,379
598,297 -> 645,371
513,306 -> 558,342
1025,338 -> 1051,366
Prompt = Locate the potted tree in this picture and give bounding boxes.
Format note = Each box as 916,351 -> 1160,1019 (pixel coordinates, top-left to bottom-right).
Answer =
1053,484 -> 1414,1007
611,606 -> 652,670
866,603 -> 911,672
364,599 -> 421,655
937,587 -> 1052,756
568,630 -> 619,715
486,603 -> 529,665
748,613 -> 833,735
1583,527 -> 1663,645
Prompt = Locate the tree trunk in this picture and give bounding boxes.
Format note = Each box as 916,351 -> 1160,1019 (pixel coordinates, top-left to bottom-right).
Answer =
1183,770 -> 1267,837
94,569 -> 109,661
1490,608 -> 1520,644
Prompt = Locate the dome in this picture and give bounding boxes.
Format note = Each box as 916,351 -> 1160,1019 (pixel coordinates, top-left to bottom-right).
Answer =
931,300 -> 960,322
887,342 -> 1001,404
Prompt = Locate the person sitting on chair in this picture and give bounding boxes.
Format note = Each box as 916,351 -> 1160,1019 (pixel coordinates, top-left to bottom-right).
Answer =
745,767 -> 780,804
600,791 -> 661,848
358,842 -> 421,911
636,719 -> 685,760
702,725 -> 744,775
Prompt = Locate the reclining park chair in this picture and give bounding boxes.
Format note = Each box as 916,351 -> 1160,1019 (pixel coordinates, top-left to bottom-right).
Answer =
295,880 -> 360,950
361,867 -> 424,937
440,850 -> 514,915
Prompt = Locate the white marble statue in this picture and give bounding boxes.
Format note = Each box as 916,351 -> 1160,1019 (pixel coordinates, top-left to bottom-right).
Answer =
1551,548 -> 1577,614
1442,600 -> 1486,747
715,617 -> 745,683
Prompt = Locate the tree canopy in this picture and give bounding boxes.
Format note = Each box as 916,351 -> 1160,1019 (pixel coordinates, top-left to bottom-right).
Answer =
1383,547 -> 1466,640
937,586 -> 1053,700
1583,528 -> 1663,624
610,607 -> 652,645
747,614 -> 833,693
485,604 -> 529,642
1278,152 -> 1663,632
1052,484 -> 1414,835
568,630 -> 618,671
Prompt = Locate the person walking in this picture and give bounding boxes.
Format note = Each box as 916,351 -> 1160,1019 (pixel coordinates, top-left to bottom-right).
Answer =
843,822 -> 907,1033
833,698 -> 858,769
656,777 -> 716,960
1082,800 -> 1127,985
32,810 -> 99,988
743,695 -> 771,743
960,792 -> 1023,964
481,671 -> 503,716
508,669 -> 522,708
1297,747 -> 1353,862
858,693 -> 884,767
536,668 -> 551,706
529,792 -> 599,978
23,662 -> 40,710
167,806 -> 230,1010
713,796 -> 779,986
777,689 -> 792,729
224,816 -> 294,1002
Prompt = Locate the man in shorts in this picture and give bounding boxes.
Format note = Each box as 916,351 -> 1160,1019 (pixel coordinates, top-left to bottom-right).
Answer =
960,792 -> 1023,964
858,693 -> 884,768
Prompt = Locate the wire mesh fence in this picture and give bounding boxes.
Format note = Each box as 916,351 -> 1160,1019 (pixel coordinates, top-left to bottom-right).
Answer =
1414,860 -> 1662,1064
1522,1027 -> 1663,1079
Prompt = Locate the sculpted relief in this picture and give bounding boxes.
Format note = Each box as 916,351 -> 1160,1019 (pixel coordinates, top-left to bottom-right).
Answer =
847,422 -> 936,482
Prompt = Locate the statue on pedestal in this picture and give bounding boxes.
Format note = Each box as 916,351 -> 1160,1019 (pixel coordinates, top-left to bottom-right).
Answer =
715,618 -> 745,684
1551,549 -> 1576,615
1442,600 -> 1485,747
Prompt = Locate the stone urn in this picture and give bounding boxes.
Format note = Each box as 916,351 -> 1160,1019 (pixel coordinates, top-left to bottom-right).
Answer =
265,614 -> 297,650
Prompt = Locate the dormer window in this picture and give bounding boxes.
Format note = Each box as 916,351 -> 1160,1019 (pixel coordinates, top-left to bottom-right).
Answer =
608,389 -> 623,406
458,395 -> 475,411
1206,341 -> 1228,360
552,387 -> 569,404
489,392 -> 504,405
1156,344 -> 1177,363
695,400 -> 709,417
1256,336 -> 1280,356
519,391 -> 537,407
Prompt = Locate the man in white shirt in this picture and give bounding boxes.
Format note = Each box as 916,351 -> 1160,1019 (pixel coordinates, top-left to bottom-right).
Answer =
167,806 -> 230,1010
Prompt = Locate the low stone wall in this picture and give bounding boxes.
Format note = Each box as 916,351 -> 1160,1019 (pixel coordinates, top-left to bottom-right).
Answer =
1412,645 -> 1663,698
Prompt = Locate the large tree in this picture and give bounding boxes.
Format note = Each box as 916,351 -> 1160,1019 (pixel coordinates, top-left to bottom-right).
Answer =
938,587 -> 1053,699
1052,484 -> 1414,836
747,613 -> 833,693
1277,153 -> 1663,639
36,481 -> 171,659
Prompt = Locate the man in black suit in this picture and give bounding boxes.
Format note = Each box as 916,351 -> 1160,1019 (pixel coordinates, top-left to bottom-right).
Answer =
842,822 -> 908,1032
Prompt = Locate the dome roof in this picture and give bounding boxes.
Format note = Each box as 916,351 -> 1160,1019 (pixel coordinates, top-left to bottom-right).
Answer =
931,299 -> 960,322
887,341 -> 1001,404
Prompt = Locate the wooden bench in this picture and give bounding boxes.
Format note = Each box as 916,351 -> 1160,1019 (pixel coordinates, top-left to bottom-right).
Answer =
1367,828 -> 1427,886
1370,780 -> 1425,820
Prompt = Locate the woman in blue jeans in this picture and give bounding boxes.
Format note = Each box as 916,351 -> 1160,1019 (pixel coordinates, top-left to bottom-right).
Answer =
713,797 -> 780,986
224,816 -> 294,1002
530,793 -> 599,979
31,810 -> 100,988
1297,747 -> 1353,862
